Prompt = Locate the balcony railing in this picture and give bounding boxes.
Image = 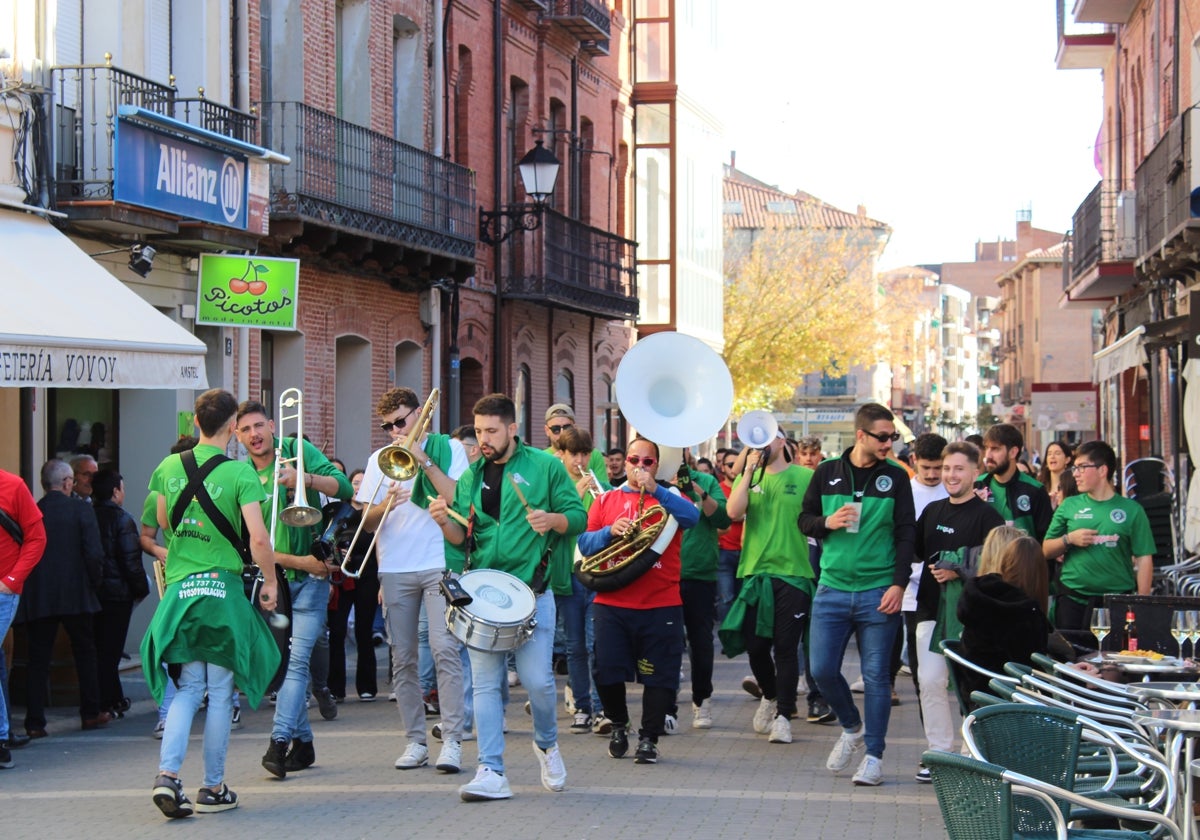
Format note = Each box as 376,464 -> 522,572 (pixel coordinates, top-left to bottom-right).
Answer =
259,101 -> 475,260
1136,107 -> 1192,259
51,62 -> 256,201
545,0 -> 611,40
502,208 -> 637,320
1069,180 -> 1137,285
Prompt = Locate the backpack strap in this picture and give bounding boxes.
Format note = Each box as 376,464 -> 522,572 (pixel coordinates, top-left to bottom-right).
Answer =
171,449 -> 252,565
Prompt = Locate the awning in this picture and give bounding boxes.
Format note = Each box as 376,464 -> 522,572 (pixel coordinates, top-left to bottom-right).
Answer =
0,210 -> 209,389
1092,325 -> 1146,382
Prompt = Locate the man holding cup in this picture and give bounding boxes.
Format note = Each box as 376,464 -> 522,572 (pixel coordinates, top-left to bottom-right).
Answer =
799,403 -> 915,787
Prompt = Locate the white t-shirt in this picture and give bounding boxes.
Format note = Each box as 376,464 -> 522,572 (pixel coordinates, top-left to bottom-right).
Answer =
904,478 -> 950,612
356,438 -> 469,573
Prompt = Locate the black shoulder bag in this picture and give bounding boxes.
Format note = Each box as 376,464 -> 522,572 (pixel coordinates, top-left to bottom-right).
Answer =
0,506 -> 23,546
169,450 -> 253,566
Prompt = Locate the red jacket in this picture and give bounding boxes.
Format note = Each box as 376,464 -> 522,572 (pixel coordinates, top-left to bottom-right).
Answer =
586,488 -> 684,610
0,469 -> 47,594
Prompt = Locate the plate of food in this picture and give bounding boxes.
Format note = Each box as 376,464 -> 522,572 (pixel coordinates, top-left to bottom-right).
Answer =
1104,650 -> 1180,665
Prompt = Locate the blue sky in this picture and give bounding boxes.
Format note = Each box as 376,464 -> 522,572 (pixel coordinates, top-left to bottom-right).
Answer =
719,1 -> 1104,270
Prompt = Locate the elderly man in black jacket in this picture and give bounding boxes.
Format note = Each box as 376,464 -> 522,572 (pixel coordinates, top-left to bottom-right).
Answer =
92,469 -> 149,718
16,459 -> 108,737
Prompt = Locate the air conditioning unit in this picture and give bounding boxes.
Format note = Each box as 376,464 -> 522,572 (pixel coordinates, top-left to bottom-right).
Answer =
1115,190 -> 1137,259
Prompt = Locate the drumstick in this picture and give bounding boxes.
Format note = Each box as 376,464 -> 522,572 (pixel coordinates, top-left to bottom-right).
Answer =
153,558 -> 165,599
427,496 -> 471,527
509,475 -> 534,514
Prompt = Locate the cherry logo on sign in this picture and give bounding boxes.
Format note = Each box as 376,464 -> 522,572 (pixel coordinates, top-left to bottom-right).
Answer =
228,260 -> 271,296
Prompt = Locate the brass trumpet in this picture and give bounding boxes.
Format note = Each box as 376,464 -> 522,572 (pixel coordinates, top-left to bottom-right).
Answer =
340,389 -> 439,578
577,465 -> 605,499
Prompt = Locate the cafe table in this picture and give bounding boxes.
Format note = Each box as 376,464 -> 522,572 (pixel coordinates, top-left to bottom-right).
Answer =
1133,708 -> 1200,840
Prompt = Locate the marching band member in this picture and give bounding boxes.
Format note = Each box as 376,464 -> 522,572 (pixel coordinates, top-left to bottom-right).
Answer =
235,401 -> 353,780
359,388 -> 470,774
576,437 -> 699,764
429,394 -> 586,801
142,389 -> 280,819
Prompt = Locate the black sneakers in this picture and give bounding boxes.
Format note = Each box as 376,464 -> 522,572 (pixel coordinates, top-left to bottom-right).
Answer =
262,737 -> 290,778
807,697 -> 836,724
152,774 -> 194,819
0,745 -> 12,769
284,738 -> 316,772
634,737 -> 659,764
314,687 -> 338,721
195,783 -> 239,813
608,726 -> 629,759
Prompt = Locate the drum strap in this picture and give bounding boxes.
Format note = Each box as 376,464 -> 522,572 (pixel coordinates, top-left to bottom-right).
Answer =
171,450 -> 253,566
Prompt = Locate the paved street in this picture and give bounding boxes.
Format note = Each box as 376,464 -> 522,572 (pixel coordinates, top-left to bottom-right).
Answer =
2,645 -> 947,839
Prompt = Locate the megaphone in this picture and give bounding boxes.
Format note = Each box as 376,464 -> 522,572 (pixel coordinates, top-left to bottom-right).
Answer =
737,410 -> 778,449
614,332 -> 734,448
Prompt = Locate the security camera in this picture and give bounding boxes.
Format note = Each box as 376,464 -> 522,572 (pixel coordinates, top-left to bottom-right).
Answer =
129,244 -> 156,277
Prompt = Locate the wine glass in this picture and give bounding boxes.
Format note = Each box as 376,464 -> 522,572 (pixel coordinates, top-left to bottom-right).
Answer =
1171,611 -> 1190,662
1090,608 -> 1111,655
1188,611 -> 1200,662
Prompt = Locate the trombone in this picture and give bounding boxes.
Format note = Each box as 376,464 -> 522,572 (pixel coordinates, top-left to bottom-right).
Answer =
269,388 -> 323,549
340,389 -> 439,578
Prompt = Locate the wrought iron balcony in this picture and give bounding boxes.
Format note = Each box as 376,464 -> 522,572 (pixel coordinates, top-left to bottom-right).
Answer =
51,62 -> 257,202
1136,107 -> 1200,279
501,208 -> 637,320
1065,180 -> 1136,298
581,39 -> 611,57
259,101 -> 476,271
545,0 -> 611,40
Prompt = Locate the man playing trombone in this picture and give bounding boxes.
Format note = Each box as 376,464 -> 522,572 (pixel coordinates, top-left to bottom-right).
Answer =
358,387 -> 470,775
235,399 -> 353,780
429,393 -> 586,801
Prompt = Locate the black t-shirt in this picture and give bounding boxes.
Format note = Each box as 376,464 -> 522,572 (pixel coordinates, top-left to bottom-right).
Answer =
913,496 -> 1006,623
481,460 -> 505,522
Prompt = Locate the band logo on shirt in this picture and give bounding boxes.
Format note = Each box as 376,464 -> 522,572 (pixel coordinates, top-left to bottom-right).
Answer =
876,476 -> 893,492
1016,496 -> 1031,512
1110,509 -> 1127,523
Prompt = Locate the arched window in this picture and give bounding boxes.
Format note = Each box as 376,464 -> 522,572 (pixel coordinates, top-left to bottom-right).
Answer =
555,369 -> 574,407
516,364 -> 532,443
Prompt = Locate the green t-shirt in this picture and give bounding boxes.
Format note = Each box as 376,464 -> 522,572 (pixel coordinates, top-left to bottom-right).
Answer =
249,436 -> 353,560
1047,492 -> 1156,597
148,444 -> 266,584
141,490 -> 172,549
735,464 -> 814,580
680,469 -> 731,581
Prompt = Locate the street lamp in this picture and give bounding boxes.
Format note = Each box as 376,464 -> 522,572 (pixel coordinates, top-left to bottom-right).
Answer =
478,140 -> 561,245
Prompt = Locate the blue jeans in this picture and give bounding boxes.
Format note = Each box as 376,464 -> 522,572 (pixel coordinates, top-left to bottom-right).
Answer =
468,592 -> 557,774
272,575 -> 329,743
555,576 -> 597,716
716,549 -> 741,624
809,585 -> 900,759
0,591 -> 17,741
159,660 -> 235,788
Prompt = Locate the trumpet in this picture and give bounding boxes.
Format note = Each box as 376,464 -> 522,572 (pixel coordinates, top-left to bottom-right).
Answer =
340,389 -> 439,578
269,388 -> 323,549
576,465 -> 605,499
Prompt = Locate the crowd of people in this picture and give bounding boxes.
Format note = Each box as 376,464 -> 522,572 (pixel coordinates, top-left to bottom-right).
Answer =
0,390 -> 1157,817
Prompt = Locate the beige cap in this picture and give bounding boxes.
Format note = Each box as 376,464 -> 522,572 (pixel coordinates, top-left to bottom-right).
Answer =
545,403 -> 575,423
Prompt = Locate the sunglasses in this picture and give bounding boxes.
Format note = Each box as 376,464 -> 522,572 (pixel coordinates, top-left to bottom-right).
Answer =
548,423 -> 573,434
379,408 -> 417,433
863,430 -> 901,443
626,455 -> 658,468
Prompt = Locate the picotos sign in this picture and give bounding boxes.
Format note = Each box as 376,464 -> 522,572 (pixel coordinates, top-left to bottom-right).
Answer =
196,254 -> 300,329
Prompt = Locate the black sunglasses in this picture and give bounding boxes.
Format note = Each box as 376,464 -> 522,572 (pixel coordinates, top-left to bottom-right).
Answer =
863,430 -> 901,443
380,408 -> 417,433
548,423 -> 573,434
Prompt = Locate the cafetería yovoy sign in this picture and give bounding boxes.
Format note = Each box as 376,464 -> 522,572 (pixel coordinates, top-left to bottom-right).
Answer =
0,347 -> 205,389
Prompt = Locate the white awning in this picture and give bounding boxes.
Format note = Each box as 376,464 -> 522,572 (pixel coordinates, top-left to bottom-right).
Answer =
1092,325 -> 1146,382
0,210 -> 209,389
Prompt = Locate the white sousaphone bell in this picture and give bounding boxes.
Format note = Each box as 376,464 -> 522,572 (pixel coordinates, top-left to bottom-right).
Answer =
614,332 -> 734,478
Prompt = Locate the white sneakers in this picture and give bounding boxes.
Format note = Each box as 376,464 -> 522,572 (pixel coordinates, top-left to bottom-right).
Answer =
692,700 -> 713,729
852,754 -> 884,786
768,715 -> 792,744
826,728 -> 866,772
533,743 -> 567,792
752,697 -> 777,734
435,740 -> 462,774
459,765 -> 512,801
394,742 -> 429,770
663,714 -> 679,735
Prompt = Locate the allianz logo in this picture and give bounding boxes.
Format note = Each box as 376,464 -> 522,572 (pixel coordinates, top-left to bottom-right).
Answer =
156,143 -> 243,224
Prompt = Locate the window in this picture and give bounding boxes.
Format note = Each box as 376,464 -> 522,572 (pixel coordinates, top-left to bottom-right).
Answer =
516,364 -> 532,443
555,370 -> 574,407
766,200 -> 796,214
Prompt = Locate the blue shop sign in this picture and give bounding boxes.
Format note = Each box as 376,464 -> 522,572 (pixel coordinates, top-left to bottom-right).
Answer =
115,118 -> 249,230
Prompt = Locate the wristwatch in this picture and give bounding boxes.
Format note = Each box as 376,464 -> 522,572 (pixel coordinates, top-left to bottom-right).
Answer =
420,457 -> 434,471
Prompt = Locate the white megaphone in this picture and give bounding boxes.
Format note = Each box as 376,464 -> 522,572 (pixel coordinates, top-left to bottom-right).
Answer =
737,410 -> 778,449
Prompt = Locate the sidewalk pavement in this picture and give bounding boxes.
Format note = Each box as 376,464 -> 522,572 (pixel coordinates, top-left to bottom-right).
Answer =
1,646 -> 948,839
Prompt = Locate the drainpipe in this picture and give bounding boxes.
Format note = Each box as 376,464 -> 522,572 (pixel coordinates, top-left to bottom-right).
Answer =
432,0 -> 446,429
491,0 -> 504,392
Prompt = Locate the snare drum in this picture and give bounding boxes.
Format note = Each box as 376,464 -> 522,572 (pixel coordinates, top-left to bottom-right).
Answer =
446,569 -> 537,652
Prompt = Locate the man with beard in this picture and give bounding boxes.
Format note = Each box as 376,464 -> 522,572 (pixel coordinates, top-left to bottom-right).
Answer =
429,394 -> 586,801
799,403 -> 915,787
911,441 -> 1003,783
234,401 -> 353,779
975,424 -> 1052,542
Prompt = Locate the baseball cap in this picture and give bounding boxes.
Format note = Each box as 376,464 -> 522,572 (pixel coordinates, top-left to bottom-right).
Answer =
545,403 -> 575,423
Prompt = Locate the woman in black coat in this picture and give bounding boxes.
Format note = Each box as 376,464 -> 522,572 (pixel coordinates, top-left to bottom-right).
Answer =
92,470 -> 149,716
